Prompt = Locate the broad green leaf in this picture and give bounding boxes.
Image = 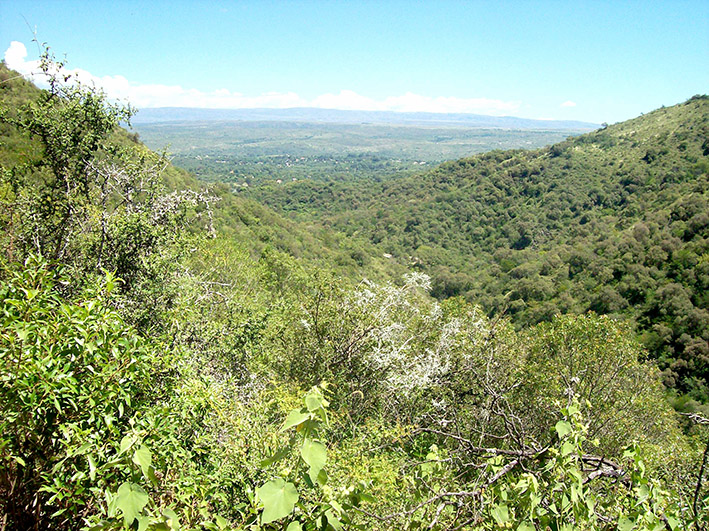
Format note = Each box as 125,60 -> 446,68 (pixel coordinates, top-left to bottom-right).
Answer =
329,499 -> 343,515
120,434 -> 136,454
106,488 -> 118,518
257,478 -> 299,525
305,388 -> 325,412
147,466 -> 159,487
491,504 -> 509,525
555,420 -> 572,438
560,440 -> 575,456
215,515 -> 229,530
561,493 -> 571,511
136,516 -> 150,531
617,517 -> 635,531
325,509 -> 342,530
281,409 -> 310,432
163,508 -> 180,530
300,439 -> 327,483
316,468 -> 328,486
286,522 -> 302,531
133,445 -> 152,477
637,484 -> 650,502
115,482 -> 149,527
517,522 -> 535,531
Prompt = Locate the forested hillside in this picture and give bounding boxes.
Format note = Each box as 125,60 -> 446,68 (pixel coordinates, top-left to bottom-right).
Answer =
245,98 -> 709,402
1,56 -> 708,531
0,63 -> 403,285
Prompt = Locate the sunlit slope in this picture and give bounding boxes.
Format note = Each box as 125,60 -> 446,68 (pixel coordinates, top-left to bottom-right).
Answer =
0,62 -> 402,281
251,96 -> 709,398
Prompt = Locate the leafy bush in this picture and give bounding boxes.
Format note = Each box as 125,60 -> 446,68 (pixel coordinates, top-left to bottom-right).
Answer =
0,257 -> 154,527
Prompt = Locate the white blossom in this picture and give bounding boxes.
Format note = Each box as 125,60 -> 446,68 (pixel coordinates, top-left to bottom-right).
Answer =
348,273 -> 489,396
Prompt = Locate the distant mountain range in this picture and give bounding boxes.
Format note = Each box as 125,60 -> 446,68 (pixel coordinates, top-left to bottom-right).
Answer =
132,106 -> 599,130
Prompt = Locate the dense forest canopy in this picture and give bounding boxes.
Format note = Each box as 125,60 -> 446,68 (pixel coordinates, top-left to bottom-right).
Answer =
1,57 -> 708,531
242,97 -> 709,403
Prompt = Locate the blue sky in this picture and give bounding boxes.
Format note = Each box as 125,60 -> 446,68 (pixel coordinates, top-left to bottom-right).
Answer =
1,0 -> 707,123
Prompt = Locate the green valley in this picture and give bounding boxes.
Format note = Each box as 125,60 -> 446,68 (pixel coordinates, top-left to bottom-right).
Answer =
1,56 -> 708,531
133,118 -> 590,187
243,97 -> 709,402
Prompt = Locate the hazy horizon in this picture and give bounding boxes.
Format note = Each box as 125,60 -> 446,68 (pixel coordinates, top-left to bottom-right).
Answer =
1,0 -> 707,123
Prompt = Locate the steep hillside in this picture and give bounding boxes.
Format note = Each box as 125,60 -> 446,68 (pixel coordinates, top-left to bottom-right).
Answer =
1,57 -> 707,530
247,97 -> 709,400
0,62 -> 402,283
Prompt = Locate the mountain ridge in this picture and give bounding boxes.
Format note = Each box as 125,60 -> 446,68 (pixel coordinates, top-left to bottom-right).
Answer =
132,106 -> 599,130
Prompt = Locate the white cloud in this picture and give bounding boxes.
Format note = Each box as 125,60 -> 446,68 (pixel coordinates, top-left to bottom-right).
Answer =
561,100 -> 577,107
4,41 -> 519,115
4,41 -> 40,76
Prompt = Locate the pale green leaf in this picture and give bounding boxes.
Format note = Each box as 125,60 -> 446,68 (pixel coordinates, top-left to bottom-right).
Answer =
329,499 -> 343,515
133,445 -> 152,477
163,508 -> 180,530
115,482 -> 149,527
300,439 -> 327,483
257,478 -> 299,525
561,440 -> 575,456
325,509 -> 342,530
106,488 -> 118,517
119,434 -> 136,454
136,516 -> 150,531
281,409 -> 310,432
286,522 -> 302,531
88,454 -> 97,482
305,389 -> 324,412
555,420 -> 572,438
491,504 -> 509,525
215,515 -> 229,530
316,468 -> 328,485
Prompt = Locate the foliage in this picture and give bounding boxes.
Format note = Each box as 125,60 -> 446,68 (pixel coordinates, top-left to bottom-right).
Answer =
472,402 -> 693,530
0,257 -> 152,527
1,56 -> 709,531
515,314 -> 682,455
0,56 -> 217,332
240,97 -> 709,400
254,384 -> 365,530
